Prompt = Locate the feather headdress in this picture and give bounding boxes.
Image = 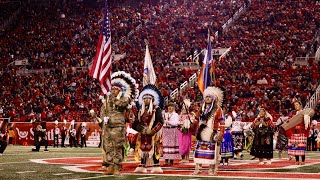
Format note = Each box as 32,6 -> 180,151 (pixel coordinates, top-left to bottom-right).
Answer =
203,86 -> 224,107
111,71 -> 139,108
137,84 -> 164,111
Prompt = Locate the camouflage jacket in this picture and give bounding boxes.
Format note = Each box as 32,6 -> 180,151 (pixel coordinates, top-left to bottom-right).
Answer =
100,94 -> 130,128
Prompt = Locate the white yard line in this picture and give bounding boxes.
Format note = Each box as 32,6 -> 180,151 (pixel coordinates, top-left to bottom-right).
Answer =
53,172 -> 74,176
0,161 -> 29,165
16,171 -> 36,174
120,173 -> 320,180
44,166 -> 320,180
137,177 -> 155,180
6,153 -> 101,156
30,157 -> 101,165
62,166 -> 96,173
67,175 -> 109,180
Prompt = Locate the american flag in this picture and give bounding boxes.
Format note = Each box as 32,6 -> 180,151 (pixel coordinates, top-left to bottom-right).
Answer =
90,0 -> 112,94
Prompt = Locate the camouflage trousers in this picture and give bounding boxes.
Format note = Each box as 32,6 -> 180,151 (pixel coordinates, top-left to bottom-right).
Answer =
102,126 -> 126,166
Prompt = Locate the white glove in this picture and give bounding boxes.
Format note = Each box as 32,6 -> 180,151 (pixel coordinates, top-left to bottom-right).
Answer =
116,91 -> 122,100
104,117 -> 109,124
304,115 -> 310,130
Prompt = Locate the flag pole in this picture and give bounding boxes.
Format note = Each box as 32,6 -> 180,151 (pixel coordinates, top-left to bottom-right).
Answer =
144,39 -> 149,47
208,29 -> 217,86
212,61 -> 217,87
204,29 -> 210,89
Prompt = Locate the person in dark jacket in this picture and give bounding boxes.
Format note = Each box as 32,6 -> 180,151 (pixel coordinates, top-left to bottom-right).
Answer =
32,125 -> 49,152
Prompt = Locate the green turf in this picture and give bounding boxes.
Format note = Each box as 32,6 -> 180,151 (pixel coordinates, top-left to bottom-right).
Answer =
0,145 -> 320,180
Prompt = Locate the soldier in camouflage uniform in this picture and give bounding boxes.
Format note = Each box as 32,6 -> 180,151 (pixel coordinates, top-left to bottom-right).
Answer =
102,85 -> 130,175
90,71 -> 139,175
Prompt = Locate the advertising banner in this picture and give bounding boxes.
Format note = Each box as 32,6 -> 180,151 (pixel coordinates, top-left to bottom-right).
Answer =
11,122 -> 101,147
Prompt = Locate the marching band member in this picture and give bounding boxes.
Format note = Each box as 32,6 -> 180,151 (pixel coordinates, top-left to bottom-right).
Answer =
308,120 -> 319,151
53,120 -> 60,147
61,119 -> 67,148
69,120 -> 77,148
80,122 -> 87,148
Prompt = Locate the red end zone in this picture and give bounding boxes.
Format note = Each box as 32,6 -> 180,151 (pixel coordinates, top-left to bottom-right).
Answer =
31,156 -> 320,179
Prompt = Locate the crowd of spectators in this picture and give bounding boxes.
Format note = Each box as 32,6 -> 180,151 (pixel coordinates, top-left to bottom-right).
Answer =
0,68 -> 100,122
0,0 -> 245,121
0,0 -> 319,123
215,0 -> 320,120
171,0 -> 320,121
0,1 -> 21,28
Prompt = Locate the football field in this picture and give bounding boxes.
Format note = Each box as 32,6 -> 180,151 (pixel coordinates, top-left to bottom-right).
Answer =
1,145 -> 320,180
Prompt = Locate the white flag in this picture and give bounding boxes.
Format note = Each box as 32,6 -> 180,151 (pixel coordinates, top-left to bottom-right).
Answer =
143,45 -> 156,86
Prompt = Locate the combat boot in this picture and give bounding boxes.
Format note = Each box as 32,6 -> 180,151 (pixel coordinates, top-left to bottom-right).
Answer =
104,165 -> 114,175
113,165 -> 120,175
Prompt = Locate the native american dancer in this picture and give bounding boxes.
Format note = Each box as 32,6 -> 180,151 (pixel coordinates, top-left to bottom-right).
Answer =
220,106 -> 233,165
193,86 -> 225,175
178,98 -> 194,163
163,101 -> 180,165
230,111 -> 246,160
285,101 -> 314,165
132,84 -> 164,173
250,108 -> 274,165
243,122 -> 255,159
275,110 -> 289,159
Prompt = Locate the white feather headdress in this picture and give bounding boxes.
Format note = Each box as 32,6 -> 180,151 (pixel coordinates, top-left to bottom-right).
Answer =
203,86 -> 224,107
138,84 -> 164,109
